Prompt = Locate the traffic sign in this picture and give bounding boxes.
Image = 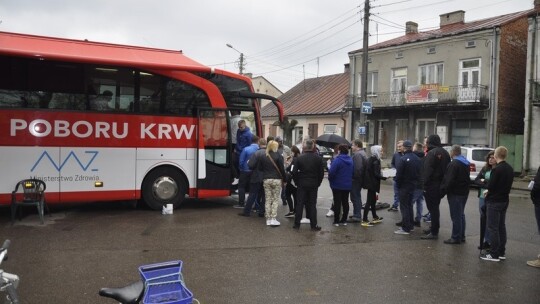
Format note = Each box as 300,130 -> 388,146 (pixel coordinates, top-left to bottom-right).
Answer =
361,102 -> 372,114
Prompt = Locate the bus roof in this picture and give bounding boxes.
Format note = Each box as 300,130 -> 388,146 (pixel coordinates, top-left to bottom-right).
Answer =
0,31 -> 212,73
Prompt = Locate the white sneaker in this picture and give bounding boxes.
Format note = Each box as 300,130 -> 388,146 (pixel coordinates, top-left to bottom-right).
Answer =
300,218 -> 311,224
271,218 -> 281,226
266,219 -> 272,226
326,209 -> 334,217
232,178 -> 239,185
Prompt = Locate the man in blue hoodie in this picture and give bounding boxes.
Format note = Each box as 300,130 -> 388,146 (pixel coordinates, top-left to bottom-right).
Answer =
440,145 -> 470,244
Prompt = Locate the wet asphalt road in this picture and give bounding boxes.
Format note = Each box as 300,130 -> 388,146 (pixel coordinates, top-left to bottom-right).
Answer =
0,179 -> 539,304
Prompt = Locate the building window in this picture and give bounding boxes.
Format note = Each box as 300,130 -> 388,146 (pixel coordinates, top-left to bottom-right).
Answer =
466,40 -> 476,48
416,119 -> 436,142
427,46 -> 436,54
458,58 -> 481,102
391,67 -> 407,103
358,71 -> 378,96
419,63 -> 443,85
323,124 -> 337,134
395,51 -> 403,59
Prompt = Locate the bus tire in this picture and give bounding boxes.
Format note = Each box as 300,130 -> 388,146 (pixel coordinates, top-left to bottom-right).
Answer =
142,167 -> 187,211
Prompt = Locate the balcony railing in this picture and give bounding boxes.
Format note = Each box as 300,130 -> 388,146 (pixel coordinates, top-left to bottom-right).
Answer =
529,79 -> 540,107
344,85 -> 489,109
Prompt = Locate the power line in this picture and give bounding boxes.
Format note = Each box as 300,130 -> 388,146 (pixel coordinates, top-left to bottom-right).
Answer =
249,6 -> 362,58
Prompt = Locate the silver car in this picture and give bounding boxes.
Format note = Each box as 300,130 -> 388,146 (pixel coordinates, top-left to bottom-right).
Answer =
444,145 -> 494,182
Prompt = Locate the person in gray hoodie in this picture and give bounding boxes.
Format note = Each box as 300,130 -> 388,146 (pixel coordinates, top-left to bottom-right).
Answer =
440,145 -> 470,244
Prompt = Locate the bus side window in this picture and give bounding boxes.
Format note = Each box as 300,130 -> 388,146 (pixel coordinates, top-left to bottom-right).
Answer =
0,90 -> 24,108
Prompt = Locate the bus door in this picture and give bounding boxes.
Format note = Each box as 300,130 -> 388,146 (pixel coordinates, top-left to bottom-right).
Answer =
196,109 -> 231,197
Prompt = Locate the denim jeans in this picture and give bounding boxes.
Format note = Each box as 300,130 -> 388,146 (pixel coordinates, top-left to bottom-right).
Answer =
398,185 -> 415,232
479,197 -> 490,243
486,200 -> 509,258
392,181 -> 400,209
448,194 -> 467,241
412,189 -> 424,222
350,180 -> 363,218
243,181 -> 263,215
237,171 -> 251,204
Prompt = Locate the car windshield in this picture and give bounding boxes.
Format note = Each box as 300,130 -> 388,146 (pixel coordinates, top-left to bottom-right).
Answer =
472,149 -> 492,161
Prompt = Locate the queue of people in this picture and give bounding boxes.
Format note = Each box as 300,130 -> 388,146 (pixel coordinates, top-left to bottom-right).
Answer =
234,133 -> 540,267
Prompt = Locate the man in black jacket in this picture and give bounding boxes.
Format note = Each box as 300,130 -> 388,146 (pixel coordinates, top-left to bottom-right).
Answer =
440,145 -> 470,244
481,146 -> 514,262
394,140 -> 421,234
291,139 -> 325,231
527,166 -> 540,267
421,134 -> 451,240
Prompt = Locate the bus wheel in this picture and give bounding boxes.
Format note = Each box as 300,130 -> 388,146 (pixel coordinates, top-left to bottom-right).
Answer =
142,167 -> 186,210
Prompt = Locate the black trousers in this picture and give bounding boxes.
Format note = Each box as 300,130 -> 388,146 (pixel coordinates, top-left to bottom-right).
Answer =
424,183 -> 442,235
363,189 -> 379,221
486,200 -> 509,258
332,189 -> 350,224
295,186 -> 318,228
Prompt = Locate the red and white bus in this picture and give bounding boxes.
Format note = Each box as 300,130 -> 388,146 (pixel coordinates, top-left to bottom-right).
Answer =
0,31 -> 283,210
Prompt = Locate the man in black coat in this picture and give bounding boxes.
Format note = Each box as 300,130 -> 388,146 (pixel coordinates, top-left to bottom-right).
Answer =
527,166 -> 540,267
291,139 -> 325,231
440,145 -> 470,244
394,140 -> 421,234
481,146 -> 514,262
421,134 -> 451,240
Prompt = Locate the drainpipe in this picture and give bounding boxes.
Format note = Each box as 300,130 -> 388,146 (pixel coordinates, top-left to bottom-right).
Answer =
524,16 -> 537,174
341,111 -> 347,138
489,28 -> 499,147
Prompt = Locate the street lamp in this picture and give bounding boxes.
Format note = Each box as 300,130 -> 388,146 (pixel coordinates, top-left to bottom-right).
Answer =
226,43 -> 245,75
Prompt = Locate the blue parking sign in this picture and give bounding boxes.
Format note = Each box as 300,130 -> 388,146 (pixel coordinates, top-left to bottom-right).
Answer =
361,102 -> 372,114
358,126 -> 366,135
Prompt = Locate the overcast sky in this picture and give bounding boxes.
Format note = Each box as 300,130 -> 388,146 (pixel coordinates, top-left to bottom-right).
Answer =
0,0 -> 535,92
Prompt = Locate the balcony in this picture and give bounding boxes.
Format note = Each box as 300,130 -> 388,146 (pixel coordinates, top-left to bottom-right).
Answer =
344,85 -> 489,110
530,79 -> 540,107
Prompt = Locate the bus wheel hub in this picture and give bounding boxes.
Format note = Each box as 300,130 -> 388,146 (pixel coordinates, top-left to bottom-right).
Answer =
152,176 -> 177,201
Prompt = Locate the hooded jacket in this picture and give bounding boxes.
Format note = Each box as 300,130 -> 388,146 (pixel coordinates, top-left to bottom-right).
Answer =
422,134 -> 451,188
328,152 -> 353,190
363,145 -> 385,192
441,154 -> 470,197
235,126 -> 253,154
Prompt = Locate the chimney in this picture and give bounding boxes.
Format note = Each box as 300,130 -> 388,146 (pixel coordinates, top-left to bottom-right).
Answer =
406,21 -> 418,34
344,63 -> 350,73
440,10 -> 465,27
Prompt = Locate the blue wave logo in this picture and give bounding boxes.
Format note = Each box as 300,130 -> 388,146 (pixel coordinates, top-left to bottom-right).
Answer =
31,151 -> 99,172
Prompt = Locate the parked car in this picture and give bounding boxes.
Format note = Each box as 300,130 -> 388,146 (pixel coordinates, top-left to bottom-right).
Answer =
317,145 -> 334,170
443,145 -> 494,182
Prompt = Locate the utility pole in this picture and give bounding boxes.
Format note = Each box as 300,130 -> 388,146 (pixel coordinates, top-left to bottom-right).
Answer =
359,0 -> 370,141
226,43 -> 245,75
239,52 -> 244,75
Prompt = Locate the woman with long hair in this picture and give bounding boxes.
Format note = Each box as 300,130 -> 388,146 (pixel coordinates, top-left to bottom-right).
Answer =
474,150 -> 496,250
284,145 -> 300,217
